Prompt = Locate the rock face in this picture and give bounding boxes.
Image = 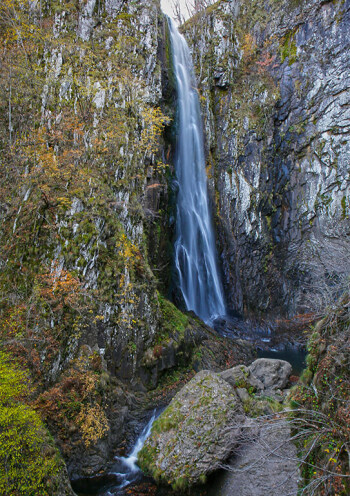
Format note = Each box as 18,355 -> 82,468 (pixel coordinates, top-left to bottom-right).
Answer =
184,0 -> 350,317
138,370 -> 245,490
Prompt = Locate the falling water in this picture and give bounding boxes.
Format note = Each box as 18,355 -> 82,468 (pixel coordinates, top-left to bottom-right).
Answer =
168,18 -> 226,324
114,410 -> 156,475
71,412 -> 157,495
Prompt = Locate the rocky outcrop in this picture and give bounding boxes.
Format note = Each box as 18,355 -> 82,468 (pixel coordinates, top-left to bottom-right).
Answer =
138,370 -> 245,489
184,0 -> 350,318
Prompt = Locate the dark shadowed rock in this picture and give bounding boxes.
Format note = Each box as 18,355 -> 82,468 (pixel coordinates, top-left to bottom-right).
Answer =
211,421 -> 300,496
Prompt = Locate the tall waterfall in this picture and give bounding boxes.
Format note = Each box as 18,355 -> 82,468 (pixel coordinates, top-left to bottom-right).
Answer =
168,18 -> 226,324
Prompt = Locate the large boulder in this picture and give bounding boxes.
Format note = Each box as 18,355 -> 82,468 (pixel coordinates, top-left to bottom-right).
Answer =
209,420 -> 300,496
138,370 -> 245,490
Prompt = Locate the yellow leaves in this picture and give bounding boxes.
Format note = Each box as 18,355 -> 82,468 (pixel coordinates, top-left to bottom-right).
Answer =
241,33 -> 257,62
0,0 -> 41,48
116,233 -> 141,268
57,197 -> 72,209
153,161 -> 170,172
0,351 -> 30,405
76,404 -> 109,447
0,351 -> 61,495
140,107 -> 170,154
94,314 -> 105,322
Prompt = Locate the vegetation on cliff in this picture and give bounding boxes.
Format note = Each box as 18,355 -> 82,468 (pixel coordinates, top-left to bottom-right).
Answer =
289,294 -> 350,495
0,0 -> 175,488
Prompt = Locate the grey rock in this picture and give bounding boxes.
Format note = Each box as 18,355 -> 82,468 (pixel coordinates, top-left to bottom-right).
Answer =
236,387 -> 250,402
249,358 -> 292,391
219,364 -> 263,390
213,421 -> 301,496
184,0 -> 350,317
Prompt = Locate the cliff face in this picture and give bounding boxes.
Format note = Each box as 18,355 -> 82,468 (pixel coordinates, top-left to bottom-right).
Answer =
0,0 -> 250,484
0,0 -> 172,482
184,0 -> 350,317
1,0 -> 170,388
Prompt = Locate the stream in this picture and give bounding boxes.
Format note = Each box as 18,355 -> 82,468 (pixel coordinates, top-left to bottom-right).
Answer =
72,412 -> 158,496
71,411 -> 243,496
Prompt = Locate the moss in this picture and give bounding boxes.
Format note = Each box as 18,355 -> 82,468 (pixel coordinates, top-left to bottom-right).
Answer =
280,30 -> 298,65
341,195 -> 348,219
172,476 -> 188,491
242,395 -> 282,416
156,293 -> 189,343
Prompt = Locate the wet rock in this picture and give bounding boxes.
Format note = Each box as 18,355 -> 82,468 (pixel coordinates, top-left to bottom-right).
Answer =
138,370 -> 245,489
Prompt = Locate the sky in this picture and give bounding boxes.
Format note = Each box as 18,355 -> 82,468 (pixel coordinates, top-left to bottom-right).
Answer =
160,0 -> 191,23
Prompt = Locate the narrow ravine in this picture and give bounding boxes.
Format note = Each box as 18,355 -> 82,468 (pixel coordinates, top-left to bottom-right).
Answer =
169,17 -> 226,324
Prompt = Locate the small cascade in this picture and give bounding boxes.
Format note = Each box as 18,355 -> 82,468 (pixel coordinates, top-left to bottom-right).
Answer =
114,411 -> 156,475
72,412 -> 157,496
168,18 -> 226,324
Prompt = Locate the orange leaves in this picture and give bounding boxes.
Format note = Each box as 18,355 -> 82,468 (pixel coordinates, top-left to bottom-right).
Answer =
0,263 -> 87,381
25,117 -> 86,209
256,52 -> 278,75
37,263 -> 83,310
76,404 -> 109,447
36,354 -> 108,450
241,33 -> 257,62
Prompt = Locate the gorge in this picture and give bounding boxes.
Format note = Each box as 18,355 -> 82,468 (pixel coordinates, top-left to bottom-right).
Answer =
0,0 -> 349,495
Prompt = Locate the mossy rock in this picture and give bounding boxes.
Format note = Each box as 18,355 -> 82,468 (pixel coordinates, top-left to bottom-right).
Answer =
139,370 -> 245,489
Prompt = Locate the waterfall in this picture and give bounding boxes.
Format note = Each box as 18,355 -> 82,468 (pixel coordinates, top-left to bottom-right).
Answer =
168,18 -> 226,324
